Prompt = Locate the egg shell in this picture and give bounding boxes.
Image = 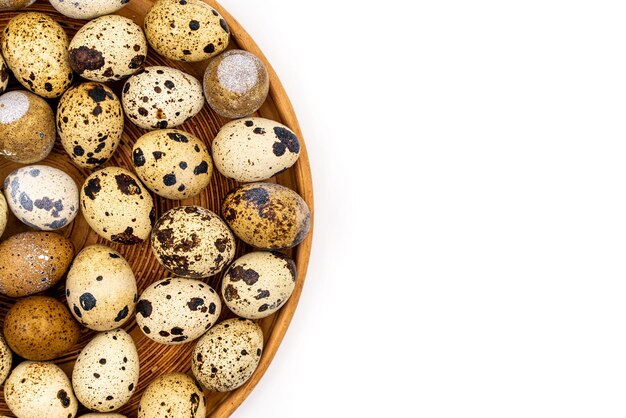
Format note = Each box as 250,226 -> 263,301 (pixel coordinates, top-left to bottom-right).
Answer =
4,165 -> 80,231
138,372 -> 206,417
0,54 -> 8,93
69,15 -> 147,83
144,0 -> 229,62
222,182 -> 311,249
222,251 -> 296,319
122,66 -> 204,130
132,129 -> 213,200
3,296 -> 80,361
57,83 -> 124,169
72,329 -> 139,412
136,277 -> 221,345
4,361 -> 78,418
66,245 -> 137,331
0,192 -> 8,237
213,117 -> 301,182
151,206 -> 235,278
1,12 -> 73,98
0,0 -> 35,10
78,414 -> 126,418
49,0 -> 128,19
0,232 -> 74,297
80,166 -> 155,245
192,318 -> 263,392
0,90 -> 56,164
0,333 -> 12,385
203,49 -> 269,119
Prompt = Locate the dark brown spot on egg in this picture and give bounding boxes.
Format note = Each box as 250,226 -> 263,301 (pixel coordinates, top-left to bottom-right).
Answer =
69,46 -> 105,74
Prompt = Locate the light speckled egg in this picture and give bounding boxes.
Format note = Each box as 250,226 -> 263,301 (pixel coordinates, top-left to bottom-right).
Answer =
151,206 -> 235,278
136,277 -> 221,345
132,129 -> 212,200
1,12 -> 73,98
79,414 -> 127,418
72,329 -> 139,412
222,182 -> 311,249
222,251 -> 296,319
0,54 -> 8,94
69,15 -> 147,82
0,90 -> 56,164
67,245 -> 137,331
0,232 -> 74,297
4,165 -> 79,230
4,361 -> 78,418
49,0 -> 128,19
58,83 -> 124,169
122,66 -> 204,130
80,167 -> 155,245
0,333 -> 12,385
192,318 -> 263,392
0,192 -> 7,237
0,0 -> 35,10
138,372 -> 206,417
144,0 -> 229,62
213,118 -> 301,182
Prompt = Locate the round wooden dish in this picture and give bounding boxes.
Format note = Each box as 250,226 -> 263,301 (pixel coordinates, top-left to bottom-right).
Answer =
0,1 -> 313,417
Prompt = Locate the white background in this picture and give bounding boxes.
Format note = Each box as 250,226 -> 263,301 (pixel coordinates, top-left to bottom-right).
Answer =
223,1 -> 626,417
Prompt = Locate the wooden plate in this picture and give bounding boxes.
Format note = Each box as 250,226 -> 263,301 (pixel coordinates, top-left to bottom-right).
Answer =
0,1 -> 313,416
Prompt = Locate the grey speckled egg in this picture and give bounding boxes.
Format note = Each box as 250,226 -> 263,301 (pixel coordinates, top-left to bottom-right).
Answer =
192,318 -> 263,392
0,54 -> 8,94
151,206 -> 235,278
132,129 -> 213,200
4,361 -> 78,418
67,245 -> 137,331
50,0 -> 129,19
136,277 -> 221,345
122,66 -> 204,130
58,83 -> 124,169
69,15 -> 147,83
213,118 -> 301,182
144,0 -> 229,62
0,192 -> 7,237
72,329 -> 139,412
0,333 -> 12,385
222,251 -> 296,319
80,167 -> 155,245
4,165 -> 79,231
1,12 -> 73,98
138,372 -> 205,417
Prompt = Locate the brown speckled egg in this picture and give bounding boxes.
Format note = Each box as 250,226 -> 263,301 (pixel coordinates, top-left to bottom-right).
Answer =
0,0 -> 35,10
151,206 -> 235,278
132,129 -> 212,200
58,83 -> 124,169
0,232 -> 74,298
203,49 -> 269,119
0,333 -> 12,385
222,251 -> 296,319
0,91 -> 55,164
4,361 -> 78,418
122,66 -> 204,130
3,296 -> 80,361
192,318 -> 263,392
69,15 -> 147,82
79,414 -> 127,418
144,0 -> 229,62
0,54 -> 8,94
80,167 -> 155,245
1,12 -> 73,98
138,372 -> 206,417
50,0 -> 129,19
222,182 -> 311,249
0,192 -> 8,237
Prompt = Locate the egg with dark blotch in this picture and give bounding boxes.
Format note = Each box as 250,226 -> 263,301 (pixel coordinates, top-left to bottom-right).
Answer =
0,334 -> 12,385
138,372 -> 206,417
0,55 -> 9,94
49,0 -> 129,19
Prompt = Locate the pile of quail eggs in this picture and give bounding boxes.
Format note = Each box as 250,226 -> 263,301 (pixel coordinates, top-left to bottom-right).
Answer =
0,0 -> 311,417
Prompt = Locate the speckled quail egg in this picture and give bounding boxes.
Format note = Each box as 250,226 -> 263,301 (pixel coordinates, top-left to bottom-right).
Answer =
80,167 -> 155,245
0,232 -> 73,297
1,12 -> 73,98
144,0 -> 229,62
0,54 -> 8,94
213,118 -> 301,182
0,0 -> 36,10
79,414 -> 127,418
67,245 -> 137,331
58,83 -> 124,169
222,251 -> 296,319
0,333 -> 12,385
0,192 -> 7,237
151,206 -> 235,278
0,90 -> 56,164
4,165 -> 79,230
122,66 -> 204,130
69,15 -> 147,82
49,0 -> 129,19
132,129 -> 212,200
136,278 -> 221,345
192,318 -> 263,392
138,372 -> 206,418
222,182 -> 311,249
72,329 -> 139,412
4,361 -> 78,418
